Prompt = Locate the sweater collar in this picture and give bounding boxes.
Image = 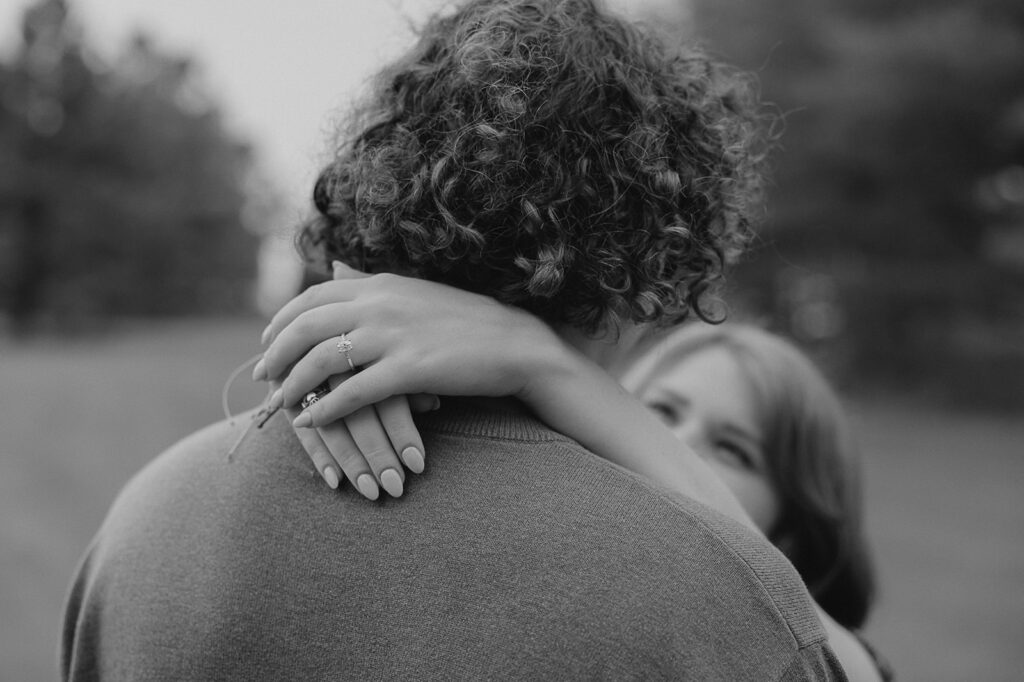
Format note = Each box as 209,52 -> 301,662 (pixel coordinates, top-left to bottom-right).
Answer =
414,397 -> 572,443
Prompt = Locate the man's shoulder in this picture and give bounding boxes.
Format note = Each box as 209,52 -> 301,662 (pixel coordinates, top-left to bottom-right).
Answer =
149,407 -> 306,472
117,415 -> 246,496
417,402 -> 830,651
412,406 -> 836,676
105,412 -> 305,526
68,404 -> 841,680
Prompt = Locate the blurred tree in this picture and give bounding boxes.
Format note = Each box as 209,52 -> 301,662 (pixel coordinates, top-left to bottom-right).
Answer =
688,0 -> 1024,407
0,0 -> 261,333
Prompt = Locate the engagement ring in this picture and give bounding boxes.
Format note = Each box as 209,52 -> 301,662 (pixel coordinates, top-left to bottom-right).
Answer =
337,333 -> 357,372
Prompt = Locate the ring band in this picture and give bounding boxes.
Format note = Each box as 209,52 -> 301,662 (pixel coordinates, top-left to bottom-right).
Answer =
300,384 -> 331,410
336,333 -> 357,372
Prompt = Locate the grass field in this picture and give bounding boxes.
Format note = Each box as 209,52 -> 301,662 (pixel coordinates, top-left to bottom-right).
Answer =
2,318 -> 1022,681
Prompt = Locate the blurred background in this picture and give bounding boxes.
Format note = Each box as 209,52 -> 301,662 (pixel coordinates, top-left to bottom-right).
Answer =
1,0 -> 1021,679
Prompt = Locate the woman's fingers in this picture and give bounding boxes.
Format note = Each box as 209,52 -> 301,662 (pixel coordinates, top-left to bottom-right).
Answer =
374,395 -> 427,474
293,361 -> 415,428
343,405 -> 406,497
286,373 -> 421,499
261,281 -> 359,346
277,329 -> 373,408
272,380 -> 342,489
260,262 -> 372,345
287,398 -> 410,501
315,418 -> 381,500
259,302 -> 355,381
288,409 -> 342,489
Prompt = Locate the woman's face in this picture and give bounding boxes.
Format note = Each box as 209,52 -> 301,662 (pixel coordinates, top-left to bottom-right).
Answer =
637,346 -> 781,534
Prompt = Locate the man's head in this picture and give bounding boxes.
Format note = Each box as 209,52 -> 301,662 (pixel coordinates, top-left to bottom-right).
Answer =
299,0 -> 764,337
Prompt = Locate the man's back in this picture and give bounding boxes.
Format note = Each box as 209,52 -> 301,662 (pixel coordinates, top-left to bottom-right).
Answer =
62,398 -> 843,680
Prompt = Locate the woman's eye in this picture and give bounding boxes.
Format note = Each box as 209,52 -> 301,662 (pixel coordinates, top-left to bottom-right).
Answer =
646,401 -> 679,426
715,442 -> 756,471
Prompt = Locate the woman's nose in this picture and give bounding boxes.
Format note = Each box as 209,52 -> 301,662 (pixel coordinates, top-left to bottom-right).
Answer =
676,422 -> 711,459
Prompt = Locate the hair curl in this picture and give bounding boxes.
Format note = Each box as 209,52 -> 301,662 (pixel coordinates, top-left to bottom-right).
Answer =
298,0 -> 766,334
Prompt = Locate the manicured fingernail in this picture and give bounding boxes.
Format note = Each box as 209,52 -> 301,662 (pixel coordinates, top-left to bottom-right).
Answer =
380,469 -> 403,497
260,325 -> 272,344
252,358 -> 268,381
401,447 -> 425,474
356,474 -> 379,500
268,388 -> 283,410
292,412 -> 312,428
323,466 -> 339,489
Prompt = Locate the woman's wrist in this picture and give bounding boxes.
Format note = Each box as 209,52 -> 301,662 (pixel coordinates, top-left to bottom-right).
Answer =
515,326 -> 587,404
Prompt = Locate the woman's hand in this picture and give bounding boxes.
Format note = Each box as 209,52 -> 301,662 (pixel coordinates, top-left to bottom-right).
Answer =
253,262 -> 570,499
257,263 -> 444,499
254,263 -> 750,528
270,374 -> 433,500
256,262 -> 571,427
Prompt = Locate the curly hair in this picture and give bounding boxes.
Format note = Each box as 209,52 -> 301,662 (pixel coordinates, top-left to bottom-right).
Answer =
298,0 -> 765,334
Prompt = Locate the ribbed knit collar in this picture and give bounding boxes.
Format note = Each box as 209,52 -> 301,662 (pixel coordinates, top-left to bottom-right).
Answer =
413,397 -> 574,443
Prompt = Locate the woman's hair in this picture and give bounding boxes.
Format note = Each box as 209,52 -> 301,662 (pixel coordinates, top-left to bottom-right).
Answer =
298,0 -> 765,335
625,324 -> 876,629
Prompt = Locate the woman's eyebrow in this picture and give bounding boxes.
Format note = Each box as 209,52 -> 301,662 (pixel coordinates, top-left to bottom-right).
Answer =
719,423 -> 764,449
649,386 -> 691,407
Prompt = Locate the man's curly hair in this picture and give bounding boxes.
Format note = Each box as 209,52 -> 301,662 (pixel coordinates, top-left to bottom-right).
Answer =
298,0 -> 765,334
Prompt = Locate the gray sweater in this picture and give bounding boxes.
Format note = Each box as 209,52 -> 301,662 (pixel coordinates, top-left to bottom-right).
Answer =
62,398 -> 845,680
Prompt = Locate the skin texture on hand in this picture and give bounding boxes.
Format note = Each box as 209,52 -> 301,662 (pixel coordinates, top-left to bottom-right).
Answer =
255,262 -> 562,499
257,264 -> 435,499
259,264 -> 566,426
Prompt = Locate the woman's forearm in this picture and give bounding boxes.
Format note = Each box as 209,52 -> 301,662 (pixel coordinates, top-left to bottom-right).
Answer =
519,343 -> 756,530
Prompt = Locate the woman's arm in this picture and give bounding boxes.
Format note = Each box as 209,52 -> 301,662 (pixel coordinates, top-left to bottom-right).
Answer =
258,264 -> 752,527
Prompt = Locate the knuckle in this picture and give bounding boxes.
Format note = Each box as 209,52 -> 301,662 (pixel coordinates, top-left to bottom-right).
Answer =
336,448 -> 367,471
302,283 -> 330,308
386,416 -> 417,438
304,443 -> 331,466
299,286 -> 318,307
380,407 -> 414,432
362,445 -> 397,467
342,382 -> 367,408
